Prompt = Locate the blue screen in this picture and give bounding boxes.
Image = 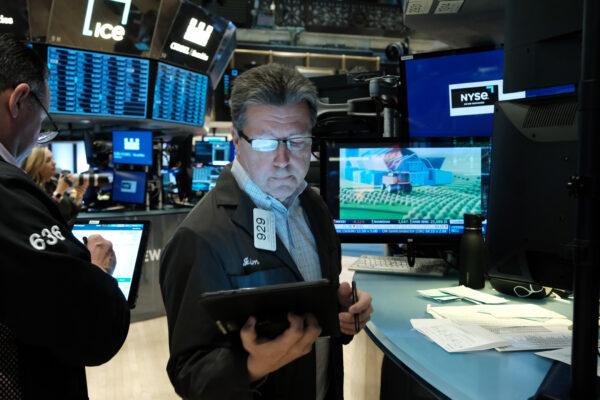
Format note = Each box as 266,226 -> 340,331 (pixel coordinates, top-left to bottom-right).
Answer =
152,62 -> 209,126
47,46 -> 149,118
112,131 -> 153,166
405,49 -> 576,138
112,170 -> 146,204
192,166 -> 221,191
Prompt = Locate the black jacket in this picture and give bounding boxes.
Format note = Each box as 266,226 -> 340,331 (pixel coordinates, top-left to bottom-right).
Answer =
160,168 -> 349,400
0,159 -> 130,399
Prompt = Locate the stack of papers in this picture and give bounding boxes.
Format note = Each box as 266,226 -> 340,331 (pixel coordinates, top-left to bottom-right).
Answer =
411,303 -> 572,353
411,319 -> 508,352
418,285 -> 507,304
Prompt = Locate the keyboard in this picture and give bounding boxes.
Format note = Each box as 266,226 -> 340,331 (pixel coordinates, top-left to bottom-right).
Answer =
349,255 -> 448,277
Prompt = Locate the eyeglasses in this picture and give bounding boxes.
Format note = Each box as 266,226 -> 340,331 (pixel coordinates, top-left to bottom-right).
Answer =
29,91 -> 60,144
238,130 -> 314,153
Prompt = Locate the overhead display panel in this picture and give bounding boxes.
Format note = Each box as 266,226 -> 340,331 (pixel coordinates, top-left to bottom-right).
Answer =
152,61 -> 209,126
46,0 -> 159,56
47,46 -> 150,118
160,0 -> 236,88
0,0 -> 29,39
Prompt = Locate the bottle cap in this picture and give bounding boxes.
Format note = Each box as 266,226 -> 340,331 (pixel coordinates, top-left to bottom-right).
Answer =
463,213 -> 483,229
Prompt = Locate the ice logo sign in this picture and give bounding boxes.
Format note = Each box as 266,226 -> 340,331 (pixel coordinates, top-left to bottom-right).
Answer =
448,80 -> 525,116
124,138 -> 140,151
121,180 -> 137,193
183,18 -> 214,47
82,0 -> 132,41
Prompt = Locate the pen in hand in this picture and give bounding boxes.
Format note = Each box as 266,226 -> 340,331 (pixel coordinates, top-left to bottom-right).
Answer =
351,281 -> 359,333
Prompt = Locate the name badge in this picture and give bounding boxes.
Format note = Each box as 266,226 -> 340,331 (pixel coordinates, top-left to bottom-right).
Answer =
253,208 -> 276,252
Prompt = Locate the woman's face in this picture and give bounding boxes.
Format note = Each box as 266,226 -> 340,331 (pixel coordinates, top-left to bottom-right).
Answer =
39,149 -> 56,183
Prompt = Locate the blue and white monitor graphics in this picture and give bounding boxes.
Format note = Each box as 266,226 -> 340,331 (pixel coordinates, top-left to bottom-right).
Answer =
211,142 -> 230,166
335,146 -> 487,235
404,49 -> 575,138
112,130 -> 153,166
152,62 -> 209,126
192,166 -> 221,191
47,46 -> 149,118
72,223 -> 145,300
112,170 -> 146,204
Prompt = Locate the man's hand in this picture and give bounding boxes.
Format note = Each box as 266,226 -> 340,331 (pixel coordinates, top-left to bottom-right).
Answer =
338,282 -> 373,335
241,313 -> 321,382
86,234 -> 116,275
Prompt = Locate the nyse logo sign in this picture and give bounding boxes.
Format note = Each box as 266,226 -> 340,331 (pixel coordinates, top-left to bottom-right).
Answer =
183,18 -> 214,47
82,0 -> 132,41
448,80 -> 525,116
124,137 -> 140,151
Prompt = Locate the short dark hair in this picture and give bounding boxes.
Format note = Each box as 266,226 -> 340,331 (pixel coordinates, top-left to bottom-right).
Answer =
229,63 -> 318,131
0,33 -> 48,100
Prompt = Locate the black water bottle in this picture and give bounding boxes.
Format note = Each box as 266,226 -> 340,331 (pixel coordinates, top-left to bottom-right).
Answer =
459,214 -> 486,289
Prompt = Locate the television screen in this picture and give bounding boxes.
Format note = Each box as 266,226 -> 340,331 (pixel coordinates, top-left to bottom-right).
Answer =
0,0 -> 29,39
321,138 -> 490,243
46,0 -> 159,56
112,130 -> 153,166
152,62 -> 209,126
49,141 -> 90,174
47,46 -> 149,118
112,170 -> 146,204
403,48 -> 575,138
192,165 -> 221,191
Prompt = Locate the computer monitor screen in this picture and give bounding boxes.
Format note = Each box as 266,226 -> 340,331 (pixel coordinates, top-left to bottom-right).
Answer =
194,142 -> 213,164
49,141 -> 90,173
486,96 -> 577,291
211,141 -> 230,166
321,138 -> 490,243
192,166 -> 221,191
72,221 -> 149,307
403,48 -> 575,138
46,0 -> 158,56
47,46 -> 149,118
112,130 -> 153,166
152,62 -> 209,126
112,170 -> 146,204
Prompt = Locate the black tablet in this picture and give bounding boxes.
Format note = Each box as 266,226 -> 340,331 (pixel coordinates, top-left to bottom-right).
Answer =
198,279 -> 341,338
72,219 -> 150,309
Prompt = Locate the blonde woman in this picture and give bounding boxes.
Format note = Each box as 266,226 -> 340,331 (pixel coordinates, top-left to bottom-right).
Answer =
21,147 -> 89,222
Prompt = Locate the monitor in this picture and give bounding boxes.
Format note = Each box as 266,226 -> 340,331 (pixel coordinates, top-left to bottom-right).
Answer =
49,141 -> 90,174
112,130 -> 153,166
194,141 -> 212,164
152,61 -> 209,126
112,170 -> 147,204
192,165 -> 221,191
320,138 -> 490,243
72,220 -> 150,308
0,0 -> 29,39
47,46 -> 149,118
46,0 -> 159,56
486,94 -> 578,291
211,141 -> 230,166
402,48 -> 575,138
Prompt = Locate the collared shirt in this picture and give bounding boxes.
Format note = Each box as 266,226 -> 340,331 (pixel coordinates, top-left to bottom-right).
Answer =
231,159 -> 330,400
0,142 -> 19,167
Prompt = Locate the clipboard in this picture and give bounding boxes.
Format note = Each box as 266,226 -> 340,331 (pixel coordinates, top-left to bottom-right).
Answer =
198,279 -> 341,338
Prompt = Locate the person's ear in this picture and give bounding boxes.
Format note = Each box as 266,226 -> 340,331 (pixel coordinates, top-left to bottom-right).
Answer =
231,127 -> 240,146
8,83 -> 31,119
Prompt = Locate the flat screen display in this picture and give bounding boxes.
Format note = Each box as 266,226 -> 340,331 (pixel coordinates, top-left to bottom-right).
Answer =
112,170 -> 146,204
46,0 -> 158,56
112,130 -> 153,166
404,48 -> 575,138
192,165 -> 221,191
321,139 -> 490,242
152,62 -> 209,126
47,46 -> 149,118
72,222 -> 147,303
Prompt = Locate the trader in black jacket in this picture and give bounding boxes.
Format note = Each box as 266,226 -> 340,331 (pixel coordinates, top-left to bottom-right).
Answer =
0,33 -> 130,399
160,63 -> 373,400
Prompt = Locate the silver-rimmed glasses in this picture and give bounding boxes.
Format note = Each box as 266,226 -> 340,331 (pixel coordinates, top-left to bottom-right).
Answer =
238,130 -> 314,153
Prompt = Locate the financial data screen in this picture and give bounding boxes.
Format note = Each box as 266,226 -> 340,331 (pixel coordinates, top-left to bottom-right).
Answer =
152,62 -> 209,126
47,46 -> 149,118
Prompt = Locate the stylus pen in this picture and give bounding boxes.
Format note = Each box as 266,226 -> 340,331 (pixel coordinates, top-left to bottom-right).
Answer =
351,281 -> 359,333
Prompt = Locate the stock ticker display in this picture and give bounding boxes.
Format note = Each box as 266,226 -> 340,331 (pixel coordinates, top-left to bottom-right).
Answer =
47,46 -> 149,118
152,62 -> 209,126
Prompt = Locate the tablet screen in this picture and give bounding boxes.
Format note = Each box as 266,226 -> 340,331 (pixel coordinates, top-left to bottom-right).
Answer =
72,221 -> 148,305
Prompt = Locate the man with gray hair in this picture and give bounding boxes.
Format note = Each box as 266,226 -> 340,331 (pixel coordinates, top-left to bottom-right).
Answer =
160,63 -> 373,399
